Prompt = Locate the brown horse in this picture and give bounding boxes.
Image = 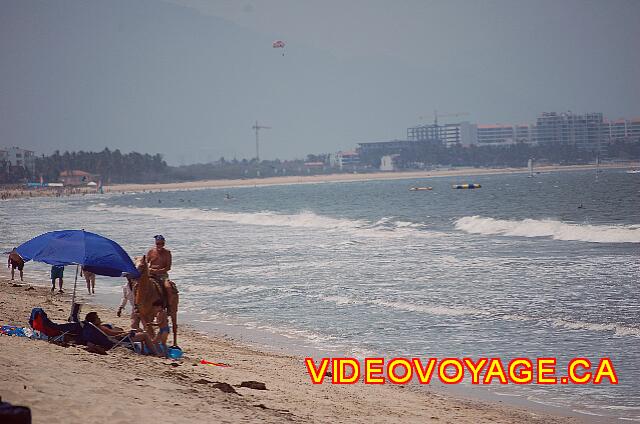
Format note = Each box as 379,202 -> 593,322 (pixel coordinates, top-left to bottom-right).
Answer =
132,255 -> 179,347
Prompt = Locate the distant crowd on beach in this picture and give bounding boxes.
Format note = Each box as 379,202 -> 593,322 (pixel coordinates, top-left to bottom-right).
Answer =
0,186 -> 99,200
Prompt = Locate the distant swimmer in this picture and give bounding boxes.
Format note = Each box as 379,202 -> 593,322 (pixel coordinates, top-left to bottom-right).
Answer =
158,199 -> 162,204
578,204 -> 584,209
224,193 -> 234,200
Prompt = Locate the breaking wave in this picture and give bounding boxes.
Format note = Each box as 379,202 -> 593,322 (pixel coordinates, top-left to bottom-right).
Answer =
549,318 -> 640,337
455,216 -> 640,243
87,205 -> 438,239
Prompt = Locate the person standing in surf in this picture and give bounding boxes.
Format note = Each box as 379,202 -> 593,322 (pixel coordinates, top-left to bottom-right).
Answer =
8,248 -> 25,281
81,266 -> 96,294
51,265 -> 64,293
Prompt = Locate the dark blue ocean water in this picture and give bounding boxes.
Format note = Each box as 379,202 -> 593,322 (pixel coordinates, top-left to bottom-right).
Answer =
1,169 -> 639,420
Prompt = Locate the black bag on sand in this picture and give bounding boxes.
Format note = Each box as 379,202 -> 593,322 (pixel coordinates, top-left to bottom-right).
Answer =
0,397 -> 31,424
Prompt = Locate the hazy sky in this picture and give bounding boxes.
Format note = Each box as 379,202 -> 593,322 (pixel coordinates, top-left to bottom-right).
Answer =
1,0 -> 639,164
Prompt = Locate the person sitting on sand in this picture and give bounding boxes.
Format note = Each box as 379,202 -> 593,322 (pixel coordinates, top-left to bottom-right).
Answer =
117,278 -> 141,330
81,266 -> 96,295
51,265 -> 64,293
8,248 -> 25,281
84,312 -> 159,355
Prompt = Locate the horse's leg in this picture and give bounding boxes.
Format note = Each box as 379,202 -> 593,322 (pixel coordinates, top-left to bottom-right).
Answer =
171,307 -> 178,347
164,281 -> 179,347
168,293 -> 178,346
140,311 -> 156,340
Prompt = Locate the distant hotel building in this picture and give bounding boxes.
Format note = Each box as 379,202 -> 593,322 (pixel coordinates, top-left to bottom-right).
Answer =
407,121 -> 478,146
356,111 -> 639,162
534,112 -> 605,151
477,124 -> 515,145
0,146 -> 36,175
405,121 -> 534,147
328,150 -> 360,169
602,117 -> 640,144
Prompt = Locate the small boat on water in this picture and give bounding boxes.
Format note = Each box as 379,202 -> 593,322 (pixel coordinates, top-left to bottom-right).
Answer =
409,187 -> 433,191
452,184 -> 481,189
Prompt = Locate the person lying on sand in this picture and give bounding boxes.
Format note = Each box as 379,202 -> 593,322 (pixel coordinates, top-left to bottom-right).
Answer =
84,312 -> 160,356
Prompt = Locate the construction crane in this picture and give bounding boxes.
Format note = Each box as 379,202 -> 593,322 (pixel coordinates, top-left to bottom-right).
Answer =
251,121 -> 271,162
419,110 -> 470,126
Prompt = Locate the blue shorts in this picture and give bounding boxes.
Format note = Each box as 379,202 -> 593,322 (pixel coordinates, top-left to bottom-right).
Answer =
51,266 -> 64,280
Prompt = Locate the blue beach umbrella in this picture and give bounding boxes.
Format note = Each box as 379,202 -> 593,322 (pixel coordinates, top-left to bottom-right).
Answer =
16,230 -> 140,319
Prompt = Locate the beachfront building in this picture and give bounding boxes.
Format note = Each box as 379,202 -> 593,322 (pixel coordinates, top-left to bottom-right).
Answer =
602,117 -> 640,144
380,154 -> 400,171
515,125 -> 534,144
406,121 -> 478,147
357,139 -> 418,157
354,111 -> 635,169
0,149 -> 8,182
630,118 -> 640,142
534,112 -> 605,152
59,170 -> 98,185
328,150 -> 361,170
0,146 -> 36,176
476,124 -> 516,146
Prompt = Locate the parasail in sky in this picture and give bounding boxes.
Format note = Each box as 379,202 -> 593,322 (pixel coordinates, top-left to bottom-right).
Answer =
272,40 -> 286,56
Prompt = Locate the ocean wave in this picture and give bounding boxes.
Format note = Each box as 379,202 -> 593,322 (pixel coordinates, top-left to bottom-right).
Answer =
370,299 -> 490,317
87,205 -> 438,239
88,205 -> 366,229
454,216 -> 640,243
549,318 -> 640,337
318,294 -> 487,317
181,284 -> 268,295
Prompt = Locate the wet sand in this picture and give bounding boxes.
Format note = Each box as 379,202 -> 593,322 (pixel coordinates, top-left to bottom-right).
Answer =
0,276 -> 579,424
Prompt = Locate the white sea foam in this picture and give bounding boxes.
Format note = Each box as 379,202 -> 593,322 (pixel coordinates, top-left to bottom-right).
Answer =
87,205 -> 439,239
89,205 -> 366,230
455,216 -> 640,243
549,318 -> 640,337
319,295 -> 363,306
369,299 -> 488,317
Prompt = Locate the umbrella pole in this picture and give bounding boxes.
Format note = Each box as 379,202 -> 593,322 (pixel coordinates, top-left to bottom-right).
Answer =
68,264 -> 80,322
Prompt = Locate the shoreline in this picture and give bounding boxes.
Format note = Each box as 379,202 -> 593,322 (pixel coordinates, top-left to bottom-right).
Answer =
0,275 -> 585,424
102,163 -> 637,193
1,163 -> 637,200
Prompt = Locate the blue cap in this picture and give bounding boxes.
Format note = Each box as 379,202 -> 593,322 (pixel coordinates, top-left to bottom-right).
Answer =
154,234 -> 165,241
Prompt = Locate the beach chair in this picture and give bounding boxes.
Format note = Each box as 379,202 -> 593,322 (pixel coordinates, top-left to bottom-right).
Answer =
80,322 -> 134,351
29,308 -> 81,343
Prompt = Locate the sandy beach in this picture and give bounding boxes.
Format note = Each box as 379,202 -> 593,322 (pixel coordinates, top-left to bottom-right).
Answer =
0,276 -> 580,424
102,163 -> 637,194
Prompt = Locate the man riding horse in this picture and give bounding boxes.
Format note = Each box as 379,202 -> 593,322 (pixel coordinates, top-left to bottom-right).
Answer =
148,235 -> 172,284
134,235 -> 179,348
